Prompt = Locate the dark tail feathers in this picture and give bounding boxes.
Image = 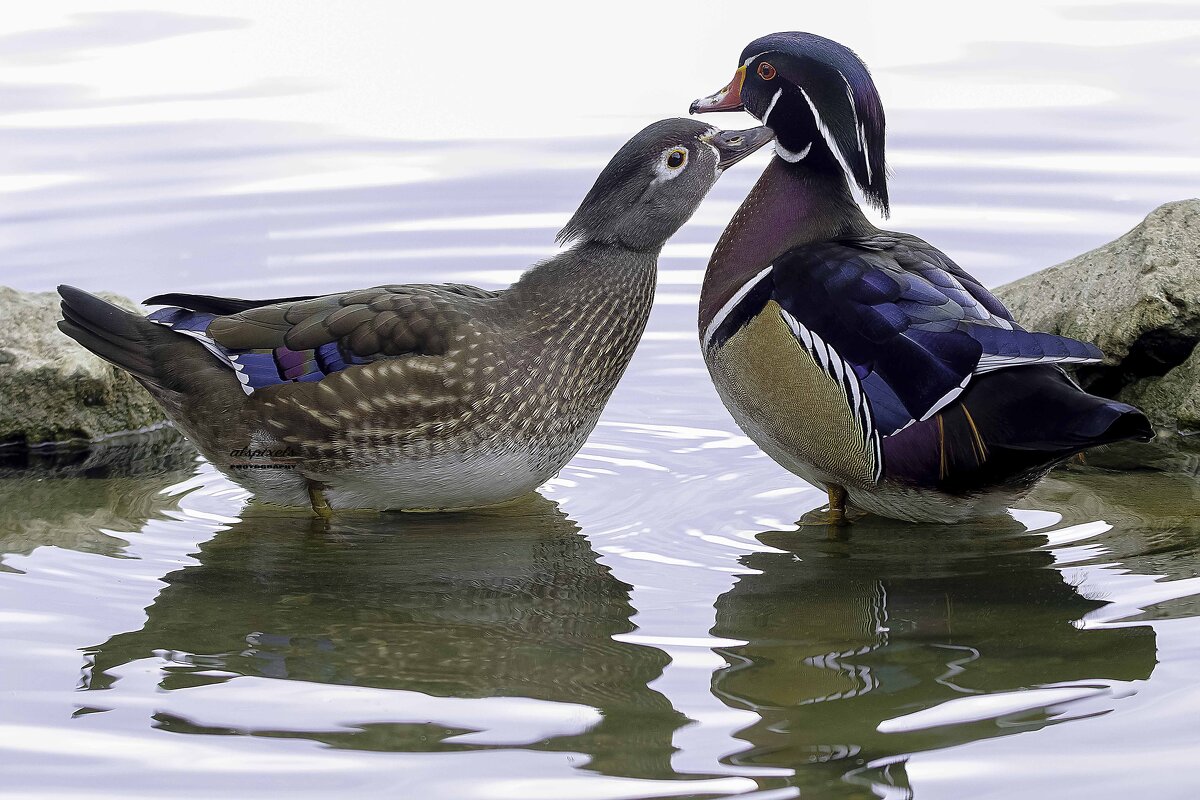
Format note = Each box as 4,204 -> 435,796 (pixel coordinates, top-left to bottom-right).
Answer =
885,365 -> 1154,493
57,285 -> 171,388
943,365 -> 1152,491
968,366 -> 1154,452
1073,395 -> 1155,445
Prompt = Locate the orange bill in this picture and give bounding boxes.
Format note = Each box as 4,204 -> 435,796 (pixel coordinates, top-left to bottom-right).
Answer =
689,66 -> 747,114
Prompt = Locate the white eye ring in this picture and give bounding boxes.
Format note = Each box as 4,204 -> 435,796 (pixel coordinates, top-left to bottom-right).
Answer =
653,147 -> 689,182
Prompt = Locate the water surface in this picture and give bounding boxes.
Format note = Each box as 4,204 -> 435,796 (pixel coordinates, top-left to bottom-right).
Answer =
2,4 -> 1199,799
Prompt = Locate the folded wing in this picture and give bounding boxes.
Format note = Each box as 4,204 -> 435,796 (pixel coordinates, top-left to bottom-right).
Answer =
148,284 -> 498,395
710,232 -> 1103,439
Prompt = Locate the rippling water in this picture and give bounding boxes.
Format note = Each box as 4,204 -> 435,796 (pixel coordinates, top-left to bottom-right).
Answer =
2,4 -> 1200,799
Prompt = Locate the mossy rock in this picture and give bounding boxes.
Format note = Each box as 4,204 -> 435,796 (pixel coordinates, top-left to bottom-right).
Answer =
0,286 -> 167,444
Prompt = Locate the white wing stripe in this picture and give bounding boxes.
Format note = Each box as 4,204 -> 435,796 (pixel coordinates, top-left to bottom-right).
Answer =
918,375 -> 972,422
975,354 -> 1101,373
798,325 -> 814,352
809,329 -> 829,370
826,343 -> 844,383
155,321 -> 259,396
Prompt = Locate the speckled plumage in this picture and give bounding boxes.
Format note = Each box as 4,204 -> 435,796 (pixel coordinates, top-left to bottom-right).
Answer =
58,118 -> 774,513
144,247 -> 658,511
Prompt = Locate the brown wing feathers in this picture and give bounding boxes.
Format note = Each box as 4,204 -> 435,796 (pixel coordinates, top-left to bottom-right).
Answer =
206,288 -> 483,360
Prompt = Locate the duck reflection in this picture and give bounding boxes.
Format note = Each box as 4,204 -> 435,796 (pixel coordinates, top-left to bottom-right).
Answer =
710,515 -> 1157,790
85,496 -> 683,777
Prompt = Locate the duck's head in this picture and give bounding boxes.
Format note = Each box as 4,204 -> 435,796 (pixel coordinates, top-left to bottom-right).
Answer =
558,118 -> 773,251
690,32 -> 888,214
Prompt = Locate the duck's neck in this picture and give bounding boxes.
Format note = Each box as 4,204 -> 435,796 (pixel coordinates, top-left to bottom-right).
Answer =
507,241 -> 659,341
699,157 -> 876,332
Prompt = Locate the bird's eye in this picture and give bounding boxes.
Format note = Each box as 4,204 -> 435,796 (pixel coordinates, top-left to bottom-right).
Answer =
757,62 -> 777,80
666,149 -> 687,169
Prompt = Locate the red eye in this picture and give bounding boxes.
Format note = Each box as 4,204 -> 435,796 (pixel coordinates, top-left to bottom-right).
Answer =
757,62 -> 777,80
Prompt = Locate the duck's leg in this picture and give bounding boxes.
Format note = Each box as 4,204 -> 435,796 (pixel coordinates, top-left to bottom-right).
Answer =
307,481 -> 334,521
796,484 -> 855,527
826,484 -> 849,525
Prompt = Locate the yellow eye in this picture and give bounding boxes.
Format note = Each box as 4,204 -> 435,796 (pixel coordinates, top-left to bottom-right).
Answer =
757,61 -> 777,80
666,149 -> 687,169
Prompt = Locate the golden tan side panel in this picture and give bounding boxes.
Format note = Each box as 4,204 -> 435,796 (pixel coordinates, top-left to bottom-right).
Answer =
710,300 -> 876,487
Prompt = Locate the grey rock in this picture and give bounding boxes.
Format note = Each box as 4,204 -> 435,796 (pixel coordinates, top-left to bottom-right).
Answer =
0,286 -> 166,444
1118,346 -> 1200,431
996,199 -> 1200,430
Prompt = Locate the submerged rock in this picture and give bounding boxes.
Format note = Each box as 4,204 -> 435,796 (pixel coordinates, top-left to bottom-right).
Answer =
0,286 -> 166,445
997,199 -> 1200,431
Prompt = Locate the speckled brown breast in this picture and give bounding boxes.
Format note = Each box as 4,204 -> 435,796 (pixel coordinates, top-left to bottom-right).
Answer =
705,300 -> 877,489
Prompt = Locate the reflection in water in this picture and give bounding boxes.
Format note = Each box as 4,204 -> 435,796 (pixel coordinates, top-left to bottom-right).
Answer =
2,5 -> 1199,797
84,496 -> 686,779
711,516 -> 1158,794
0,429 -> 197,562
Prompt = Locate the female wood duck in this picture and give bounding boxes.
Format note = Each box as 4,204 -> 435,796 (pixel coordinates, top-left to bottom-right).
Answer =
58,119 -> 773,516
689,32 -> 1153,523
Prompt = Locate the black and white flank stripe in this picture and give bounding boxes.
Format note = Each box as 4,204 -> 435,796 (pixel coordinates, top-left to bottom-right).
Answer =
780,307 -> 883,482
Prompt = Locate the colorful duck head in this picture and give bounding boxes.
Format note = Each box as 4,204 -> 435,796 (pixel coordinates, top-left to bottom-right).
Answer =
691,32 -> 889,215
557,118 -> 773,251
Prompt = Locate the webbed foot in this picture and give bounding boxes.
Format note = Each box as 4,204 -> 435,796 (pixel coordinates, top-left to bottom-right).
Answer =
795,485 -> 862,528
307,481 -> 334,522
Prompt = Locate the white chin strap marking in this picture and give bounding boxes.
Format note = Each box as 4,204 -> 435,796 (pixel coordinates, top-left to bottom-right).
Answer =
758,70 -> 872,183
762,87 -> 812,163
762,88 -> 782,127
775,141 -> 812,163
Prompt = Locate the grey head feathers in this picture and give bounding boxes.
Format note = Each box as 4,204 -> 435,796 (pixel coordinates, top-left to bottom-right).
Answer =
557,118 -> 724,253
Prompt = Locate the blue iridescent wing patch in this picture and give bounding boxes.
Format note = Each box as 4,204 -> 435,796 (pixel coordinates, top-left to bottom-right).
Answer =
766,233 -> 1104,437
148,307 -> 367,395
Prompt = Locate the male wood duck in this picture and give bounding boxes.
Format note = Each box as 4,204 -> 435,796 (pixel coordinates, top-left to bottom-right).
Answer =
58,119 -> 773,516
689,32 -> 1153,523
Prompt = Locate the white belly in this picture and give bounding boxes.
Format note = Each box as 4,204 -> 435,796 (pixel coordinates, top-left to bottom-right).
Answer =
210,431 -> 584,512
314,448 -> 554,511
